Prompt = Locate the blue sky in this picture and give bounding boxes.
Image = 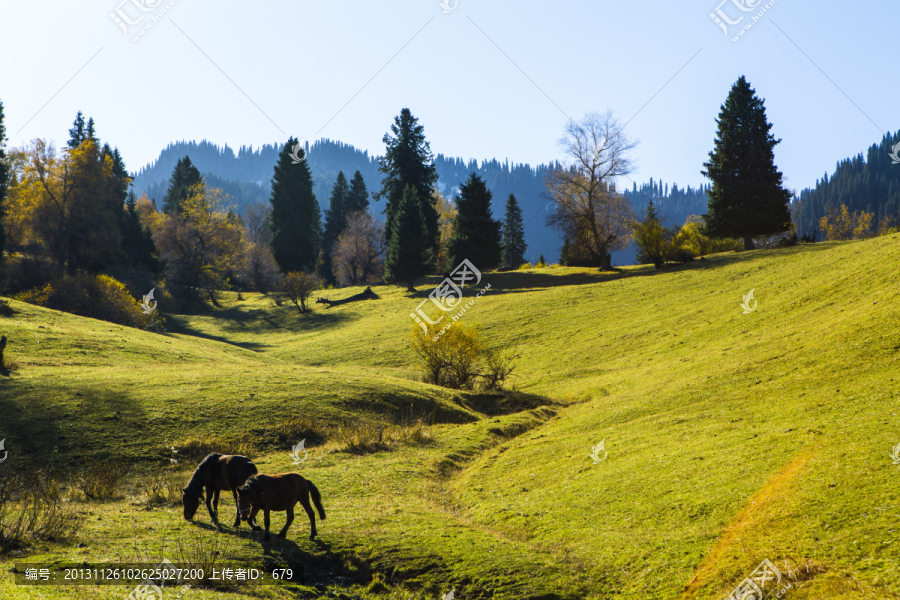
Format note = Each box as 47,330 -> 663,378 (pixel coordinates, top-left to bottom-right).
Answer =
1,0 -> 896,193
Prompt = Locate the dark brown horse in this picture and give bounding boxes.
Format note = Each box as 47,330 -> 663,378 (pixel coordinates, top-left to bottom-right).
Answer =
182,453 -> 258,529
237,473 -> 325,541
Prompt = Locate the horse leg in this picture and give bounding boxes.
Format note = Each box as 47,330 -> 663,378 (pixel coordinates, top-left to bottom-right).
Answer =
213,490 -> 221,520
298,494 -> 317,540
205,486 -> 218,524
248,507 -> 262,532
278,507 -> 294,539
231,488 -> 241,528
263,509 -> 271,542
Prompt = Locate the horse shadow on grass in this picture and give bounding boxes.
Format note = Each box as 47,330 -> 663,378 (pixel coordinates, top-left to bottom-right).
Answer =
192,520 -> 360,589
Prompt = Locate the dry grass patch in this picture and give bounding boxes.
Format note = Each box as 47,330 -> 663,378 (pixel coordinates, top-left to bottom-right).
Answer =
0,465 -> 83,553
75,461 -> 130,500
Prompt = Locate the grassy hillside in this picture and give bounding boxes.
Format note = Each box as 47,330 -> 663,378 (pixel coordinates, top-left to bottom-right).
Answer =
1,235 -> 899,599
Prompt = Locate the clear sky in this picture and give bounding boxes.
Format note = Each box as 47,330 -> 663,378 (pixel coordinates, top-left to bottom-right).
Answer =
1,0 -> 897,193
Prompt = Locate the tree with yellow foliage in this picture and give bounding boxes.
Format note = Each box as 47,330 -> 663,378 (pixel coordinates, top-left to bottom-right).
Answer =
15,138 -> 123,273
152,182 -> 243,310
673,215 -> 742,257
433,189 -> 457,273
818,204 -> 874,241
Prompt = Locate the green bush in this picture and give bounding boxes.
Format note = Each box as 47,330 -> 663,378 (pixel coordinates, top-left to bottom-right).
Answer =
2,255 -> 64,296
634,215 -> 742,268
675,215 -> 743,256
280,271 -> 321,313
631,215 -> 668,268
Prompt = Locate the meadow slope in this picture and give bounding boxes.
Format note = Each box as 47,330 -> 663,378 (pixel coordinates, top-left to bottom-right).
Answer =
1,235 -> 899,600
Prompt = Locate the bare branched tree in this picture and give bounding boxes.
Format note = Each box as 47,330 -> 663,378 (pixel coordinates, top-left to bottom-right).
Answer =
244,201 -> 271,246
240,201 -> 279,292
241,236 -> 280,293
332,211 -> 385,286
546,111 -> 637,270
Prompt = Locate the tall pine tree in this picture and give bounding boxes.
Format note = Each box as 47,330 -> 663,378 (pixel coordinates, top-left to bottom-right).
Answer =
702,76 -> 791,250
384,185 -> 431,292
269,137 -> 322,273
501,193 -> 527,267
376,109 -> 439,269
68,111 -> 87,148
347,170 -> 370,213
162,156 -> 202,214
122,189 -> 159,274
319,171 -> 351,283
447,173 -> 502,272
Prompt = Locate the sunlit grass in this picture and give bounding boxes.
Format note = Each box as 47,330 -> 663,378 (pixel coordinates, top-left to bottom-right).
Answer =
0,234 -> 898,598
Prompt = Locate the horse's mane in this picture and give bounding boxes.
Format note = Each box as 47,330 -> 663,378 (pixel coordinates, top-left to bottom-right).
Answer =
184,453 -> 221,497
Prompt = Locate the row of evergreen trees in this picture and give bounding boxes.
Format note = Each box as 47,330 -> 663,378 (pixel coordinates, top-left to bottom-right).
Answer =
262,110 -> 527,290
132,137 -> 555,264
375,109 -> 527,290
621,179 -> 710,227
792,130 -> 900,236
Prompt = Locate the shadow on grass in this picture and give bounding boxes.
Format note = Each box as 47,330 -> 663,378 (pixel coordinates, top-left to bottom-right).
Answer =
402,243 -> 837,298
0,381 -> 149,468
165,303 -> 357,350
455,390 -> 558,416
201,520 -> 365,589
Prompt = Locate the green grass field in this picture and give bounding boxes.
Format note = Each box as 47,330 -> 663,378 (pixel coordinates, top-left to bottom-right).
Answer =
1,235 -> 899,600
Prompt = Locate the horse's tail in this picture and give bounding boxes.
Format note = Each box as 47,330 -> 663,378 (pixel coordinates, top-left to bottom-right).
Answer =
308,480 -> 326,520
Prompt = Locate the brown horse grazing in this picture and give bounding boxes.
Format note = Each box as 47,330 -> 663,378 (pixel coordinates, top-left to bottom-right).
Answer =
237,473 -> 326,541
182,453 -> 258,529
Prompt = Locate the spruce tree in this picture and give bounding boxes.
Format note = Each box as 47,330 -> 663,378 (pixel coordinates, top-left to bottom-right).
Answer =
98,143 -> 131,271
269,137 -> 322,273
384,185 -> 431,292
162,156 -> 202,214
319,171 -> 351,283
122,189 -> 159,274
501,192 -> 527,267
67,111 -> 86,148
376,109 -> 439,268
447,173 -> 502,272
0,101 -> 8,263
126,188 -> 137,213
346,170 -> 370,213
702,76 -> 792,250
86,117 -> 97,143
102,144 -> 129,209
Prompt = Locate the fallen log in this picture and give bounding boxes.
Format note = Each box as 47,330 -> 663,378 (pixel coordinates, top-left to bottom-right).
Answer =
316,286 -> 379,308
